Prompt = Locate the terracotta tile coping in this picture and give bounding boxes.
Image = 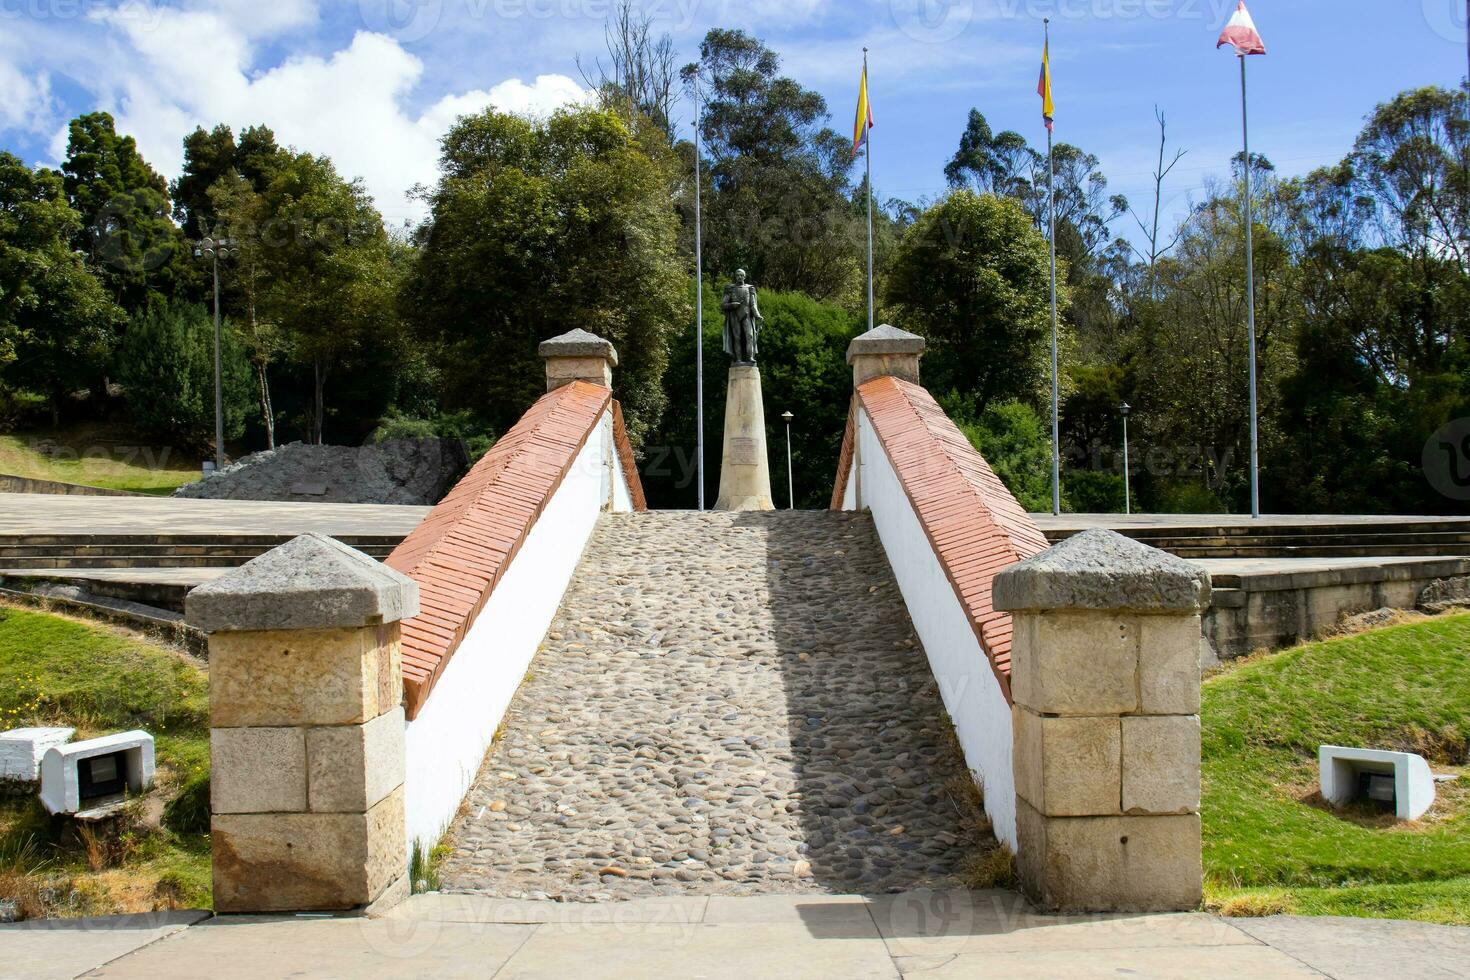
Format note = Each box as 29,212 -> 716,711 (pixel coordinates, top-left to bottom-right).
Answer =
386,382 -> 646,719
831,376 -> 1050,703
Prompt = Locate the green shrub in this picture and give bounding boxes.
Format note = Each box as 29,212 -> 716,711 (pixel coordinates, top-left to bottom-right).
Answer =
116,301 -> 253,451
1156,479 -> 1229,514
953,399 -> 1057,513
162,772 -> 210,836
1066,470 -> 1126,513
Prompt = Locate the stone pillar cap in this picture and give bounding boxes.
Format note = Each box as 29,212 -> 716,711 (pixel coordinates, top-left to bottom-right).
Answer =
993,528 -> 1211,613
186,532 -> 421,632
538,328 -> 619,367
846,324 -> 925,365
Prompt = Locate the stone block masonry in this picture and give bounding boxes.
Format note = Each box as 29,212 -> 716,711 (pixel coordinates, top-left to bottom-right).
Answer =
186,532 -> 419,914
996,528 -> 1210,913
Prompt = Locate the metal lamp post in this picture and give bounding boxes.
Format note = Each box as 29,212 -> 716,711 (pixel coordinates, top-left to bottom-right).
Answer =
1119,402 -> 1132,516
781,411 -> 795,510
194,237 -> 236,472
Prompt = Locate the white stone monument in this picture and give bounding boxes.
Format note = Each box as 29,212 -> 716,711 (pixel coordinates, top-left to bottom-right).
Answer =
0,727 -> 73,782
40,731 -> 155,815
715,270 -> 774,512
1319,745 -> 1435,821
715,365 -> 775,511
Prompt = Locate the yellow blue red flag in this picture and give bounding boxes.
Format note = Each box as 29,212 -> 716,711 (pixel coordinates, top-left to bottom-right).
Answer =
852,63 -> 874,159
1038,40 -> 1054,131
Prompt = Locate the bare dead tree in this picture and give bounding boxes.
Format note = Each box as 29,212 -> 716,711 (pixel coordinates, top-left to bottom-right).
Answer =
577,1 -> 678,140
1123,107 -> 1189,296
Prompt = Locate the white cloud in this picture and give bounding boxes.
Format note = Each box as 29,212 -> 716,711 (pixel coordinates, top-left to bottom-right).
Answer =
0,59 -> 56,135
53,3 -> 590,226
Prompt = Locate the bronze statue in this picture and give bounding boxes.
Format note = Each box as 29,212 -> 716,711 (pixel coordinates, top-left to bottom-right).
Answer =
721,269 -> 764,364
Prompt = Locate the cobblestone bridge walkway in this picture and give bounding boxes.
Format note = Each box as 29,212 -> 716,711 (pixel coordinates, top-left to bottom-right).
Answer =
439,511 -> 988,901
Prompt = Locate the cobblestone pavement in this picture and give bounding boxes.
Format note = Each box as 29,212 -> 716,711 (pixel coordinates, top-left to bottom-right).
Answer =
439,511 -> 989,901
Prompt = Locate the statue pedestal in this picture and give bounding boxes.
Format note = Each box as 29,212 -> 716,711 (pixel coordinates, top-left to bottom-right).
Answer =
714,365 -> 774,512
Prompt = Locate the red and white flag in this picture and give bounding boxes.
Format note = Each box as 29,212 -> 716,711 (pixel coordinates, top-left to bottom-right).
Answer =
1217,1 -> 1266,56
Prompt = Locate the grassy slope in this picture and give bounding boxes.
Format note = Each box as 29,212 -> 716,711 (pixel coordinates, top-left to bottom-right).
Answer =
0,424 -> 199,495
1203,613 -> 1470,924
0,603 -> 211,915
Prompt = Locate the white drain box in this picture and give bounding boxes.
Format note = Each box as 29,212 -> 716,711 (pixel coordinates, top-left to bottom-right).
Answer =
40,731 -> 155,815
0,728 -> 74,782
1319,745 -> 1435,820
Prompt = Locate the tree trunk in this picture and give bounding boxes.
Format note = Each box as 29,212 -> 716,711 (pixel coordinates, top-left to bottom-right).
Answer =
256,361 -> 275,450
246,301 -> 274,450
312,357 -> 327,446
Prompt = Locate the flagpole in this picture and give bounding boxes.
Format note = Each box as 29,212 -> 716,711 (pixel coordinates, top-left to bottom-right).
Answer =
693,84 -> 706,512
864,47 -> 875,333
1045,19 -> 1060,518
1240,53 -> 1260,519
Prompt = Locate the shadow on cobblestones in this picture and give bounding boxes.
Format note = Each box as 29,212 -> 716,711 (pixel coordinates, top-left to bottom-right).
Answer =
436,510 -> 984,901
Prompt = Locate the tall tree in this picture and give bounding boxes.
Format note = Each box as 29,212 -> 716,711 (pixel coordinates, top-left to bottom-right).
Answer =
682,29 -> 863,300
254,152 -> 397,444
173,123 -> 287,242
578,0 -> 678,140
403,106 -> 687,445
208,171 -> 282,447
1120,107 -> 1189,293
0,153 -> 124,421
1352,85 -> 1469,267
885,190 -> 1062,413
60,112 -> 190,314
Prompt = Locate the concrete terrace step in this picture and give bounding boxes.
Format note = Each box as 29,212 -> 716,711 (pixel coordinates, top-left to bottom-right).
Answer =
438,510 -> 986,902
0,536 -> 401,570
1041,516 -> 1470,562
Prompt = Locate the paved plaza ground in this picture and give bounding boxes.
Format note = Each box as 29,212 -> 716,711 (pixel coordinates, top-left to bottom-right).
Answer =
5,891 -> 1469,979
0,493 -> 430,537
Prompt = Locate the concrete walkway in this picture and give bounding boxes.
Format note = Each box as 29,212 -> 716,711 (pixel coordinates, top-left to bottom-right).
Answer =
6,892 -> 1469,979
0,493 -> 429,536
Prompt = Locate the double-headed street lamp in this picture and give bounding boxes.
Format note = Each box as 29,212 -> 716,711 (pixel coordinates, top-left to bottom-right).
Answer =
1119,402 -> 1133,516
194,237 -> 236,472
781,411 -> 795,510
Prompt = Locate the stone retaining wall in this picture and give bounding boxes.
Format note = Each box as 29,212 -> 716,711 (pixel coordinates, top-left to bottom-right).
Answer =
0,474 -> 143,496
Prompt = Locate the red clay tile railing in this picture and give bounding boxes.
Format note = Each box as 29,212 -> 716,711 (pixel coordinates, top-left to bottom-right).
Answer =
833,376 -> 1050,702
385,381 -> 645,718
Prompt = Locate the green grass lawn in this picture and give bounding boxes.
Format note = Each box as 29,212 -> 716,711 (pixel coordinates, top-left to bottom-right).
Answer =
1204,613 -> 1470,924
0,602 -> 211,918
0,424 -> 201,495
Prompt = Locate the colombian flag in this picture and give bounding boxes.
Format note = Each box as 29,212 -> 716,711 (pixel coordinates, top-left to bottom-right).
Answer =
852,63 -> 874,159
1038,40 -> 1054,132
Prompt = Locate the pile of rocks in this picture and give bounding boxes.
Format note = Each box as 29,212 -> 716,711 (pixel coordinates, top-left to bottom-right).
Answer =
174,439 -> 469,506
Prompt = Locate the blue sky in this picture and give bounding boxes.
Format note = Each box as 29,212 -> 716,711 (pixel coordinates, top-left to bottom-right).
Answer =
0,0 -> 1464,244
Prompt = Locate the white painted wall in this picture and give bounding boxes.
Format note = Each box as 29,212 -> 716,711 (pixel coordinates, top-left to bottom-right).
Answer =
403,408 -> 633,853
846,408 -> 1018,849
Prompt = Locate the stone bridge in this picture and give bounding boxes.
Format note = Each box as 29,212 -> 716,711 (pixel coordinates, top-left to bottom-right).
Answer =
185,327 -> 1209,917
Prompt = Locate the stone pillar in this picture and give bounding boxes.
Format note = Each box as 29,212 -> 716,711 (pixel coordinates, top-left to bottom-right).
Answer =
185,533 -> 419,914
847,324 -> 925,388
714,365 -> 775,512
993,528 -> 1211,913
539,328 -> 618,391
